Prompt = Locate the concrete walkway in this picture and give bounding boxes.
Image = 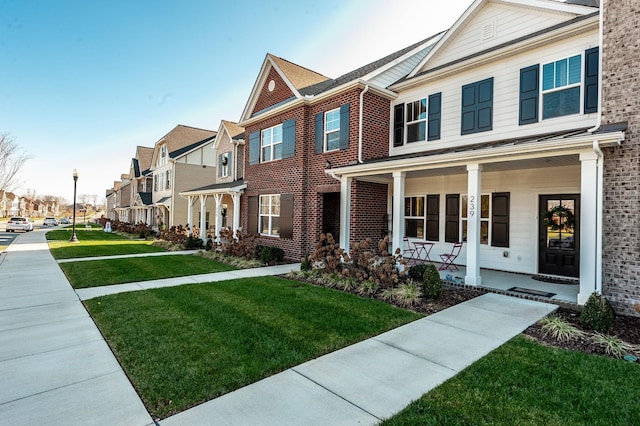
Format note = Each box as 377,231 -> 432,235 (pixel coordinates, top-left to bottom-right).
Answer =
0,229 -> 558,425
0,230 -> 154,426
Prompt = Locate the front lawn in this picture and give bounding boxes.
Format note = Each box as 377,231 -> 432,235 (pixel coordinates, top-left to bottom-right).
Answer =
84,276 -> 423,419
383,335 -> 640,425
60,255 -> 238,288
47,229 -> 165,259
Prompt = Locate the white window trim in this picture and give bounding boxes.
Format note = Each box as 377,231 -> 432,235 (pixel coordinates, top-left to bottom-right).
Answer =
404,195 -> 426,239
405,98 -> 427,143
541,54 -> 583,116
221,152 -> 229,178
324,108 -> 340,152
259,194 -> 280,236
261,124 -> 283,163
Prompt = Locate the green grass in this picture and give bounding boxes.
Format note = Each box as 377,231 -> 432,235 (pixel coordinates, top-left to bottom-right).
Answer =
47,229 -> 165,259
383,335 -> 640,425
60,255 -> 238,288
84,276 -> 422,419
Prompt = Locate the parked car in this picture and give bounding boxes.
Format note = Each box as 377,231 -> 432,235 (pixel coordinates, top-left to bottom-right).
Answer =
59,217 -> 70,224
43,217 -> 59,226
6,217 -> 34,232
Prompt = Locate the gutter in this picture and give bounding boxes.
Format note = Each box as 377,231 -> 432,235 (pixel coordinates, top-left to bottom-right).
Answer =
358,85 -> 370,163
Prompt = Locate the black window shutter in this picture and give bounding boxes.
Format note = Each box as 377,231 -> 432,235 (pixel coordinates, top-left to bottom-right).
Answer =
584,47 -> 599,114
249,131 -> 260,165
461,78 -> 493,135
339,103 -> 350,150
248,196 -> 258,234
445,194 -> 460,243
218,153 -> 222,177
427,93 -> 441,141
491,192 -> 510,247
279,193 -> 294,239
314,112 -> 323,154
282,119 -> 296,159
393,103 -> 404,147
477,78 -> 493,132
426,194 -> 440,241
227,151 -> 232,176
519,65 -> 539,125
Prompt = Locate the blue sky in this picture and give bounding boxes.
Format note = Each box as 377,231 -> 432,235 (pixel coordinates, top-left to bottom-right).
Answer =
1,0 -> 473,202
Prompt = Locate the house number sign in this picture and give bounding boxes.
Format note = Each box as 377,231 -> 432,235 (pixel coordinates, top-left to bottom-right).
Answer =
469,195 -> 476,217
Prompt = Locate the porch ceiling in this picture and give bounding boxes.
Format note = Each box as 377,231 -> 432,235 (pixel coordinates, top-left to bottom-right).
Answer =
355,154 -> 579,183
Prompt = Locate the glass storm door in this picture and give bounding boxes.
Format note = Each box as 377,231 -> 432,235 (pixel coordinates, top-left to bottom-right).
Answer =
538,195 -> 579,277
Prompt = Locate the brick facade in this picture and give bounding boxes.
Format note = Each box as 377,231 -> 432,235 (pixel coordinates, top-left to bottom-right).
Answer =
242,86 -> 392,260
253,67 -> 296,114
601,0 -> 640,316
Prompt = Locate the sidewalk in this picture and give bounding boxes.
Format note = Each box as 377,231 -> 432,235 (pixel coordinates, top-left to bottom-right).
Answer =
0,230 -> 558,425
0,230 -> 154,426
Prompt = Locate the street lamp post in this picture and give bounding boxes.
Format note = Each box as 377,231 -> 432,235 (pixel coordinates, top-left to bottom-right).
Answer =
69,169 -> 79,242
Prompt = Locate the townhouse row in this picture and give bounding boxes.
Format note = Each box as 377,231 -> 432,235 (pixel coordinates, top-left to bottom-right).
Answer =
106,0 -> 640,316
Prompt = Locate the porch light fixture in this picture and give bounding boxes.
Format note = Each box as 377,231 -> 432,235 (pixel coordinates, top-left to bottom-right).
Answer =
325,160 -> 332,169
69,169 -> 79,242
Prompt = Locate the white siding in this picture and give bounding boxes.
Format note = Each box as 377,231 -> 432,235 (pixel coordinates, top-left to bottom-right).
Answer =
426,3 -> 579,70
392,30 -> 599,157
369,46 -> 433,89
402,164 -> 580,274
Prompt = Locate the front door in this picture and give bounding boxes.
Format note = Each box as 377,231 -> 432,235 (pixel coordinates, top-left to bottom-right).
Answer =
538,195 -> 579,277
322,192 -> 340,240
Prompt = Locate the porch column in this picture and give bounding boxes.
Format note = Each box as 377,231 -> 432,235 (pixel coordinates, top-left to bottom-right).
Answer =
465,164 -> 482,286
199,195 -> 208,241
339,176 -> 352,251
391,171 -> 405,255
578,151 -> 598,304
232,192 -> 241,236
186,196 -> 195,236
213,194 -> 223,242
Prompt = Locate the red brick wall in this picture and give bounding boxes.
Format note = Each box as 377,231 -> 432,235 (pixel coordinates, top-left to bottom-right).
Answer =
252,67 -> 296,115
242,87 -> 392,260
350,180 -> 389,249
601,0 -> 640,316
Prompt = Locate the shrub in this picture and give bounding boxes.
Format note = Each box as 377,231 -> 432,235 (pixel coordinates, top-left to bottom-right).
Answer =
205,237 -> 214,251
393,282 -> 423,307
580,292 -> 615,333
300,254 -> 312,271
422,263 -> 442,299
358,280 -> 379,296
257,245 -> 285,264
539,315 -> 584,342
591,333 -> 637,358
184,235 -> 204,249
218,229 -> 258,260
309,233 -> 344,274
407,264 -> 428,281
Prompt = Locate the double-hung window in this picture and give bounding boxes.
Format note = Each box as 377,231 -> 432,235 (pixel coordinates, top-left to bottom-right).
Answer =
406,99 -> 427,143
393,93 -> 441,147
259,194 -> 280,236
165,170 -> 171,190
459,193 -> 510,247
404,196 -> 425,238
324,108 -> 340,151
261,124 -> 282,162
542,55 -> 582,119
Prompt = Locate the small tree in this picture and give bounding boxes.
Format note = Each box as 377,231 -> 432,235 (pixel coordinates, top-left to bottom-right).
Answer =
0,133 -> 32,194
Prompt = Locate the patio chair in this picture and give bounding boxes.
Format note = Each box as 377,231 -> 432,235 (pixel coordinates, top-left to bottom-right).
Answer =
439,242 -> 463,271
403,237 -> 417,263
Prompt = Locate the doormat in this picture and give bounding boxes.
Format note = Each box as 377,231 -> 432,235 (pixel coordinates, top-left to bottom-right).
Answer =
508,287 -> 556,298
531,275 -> 579,285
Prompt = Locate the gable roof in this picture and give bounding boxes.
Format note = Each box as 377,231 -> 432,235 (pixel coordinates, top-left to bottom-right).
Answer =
240,33 -> 444,124
407,0 -> 599,79
135,146 -> 154,174
169,134 -> 217,159
158,125 -> 217,155
221,120 -> 245,140
269,55 -> 329,92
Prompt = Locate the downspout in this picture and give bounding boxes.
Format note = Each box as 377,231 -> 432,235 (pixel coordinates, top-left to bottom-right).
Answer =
588,0 -> 605,294
358,84 -> 370,164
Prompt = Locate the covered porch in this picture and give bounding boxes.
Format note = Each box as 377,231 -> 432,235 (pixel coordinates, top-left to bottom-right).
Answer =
179,180 -> 246,241
331,126 -> 625,306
